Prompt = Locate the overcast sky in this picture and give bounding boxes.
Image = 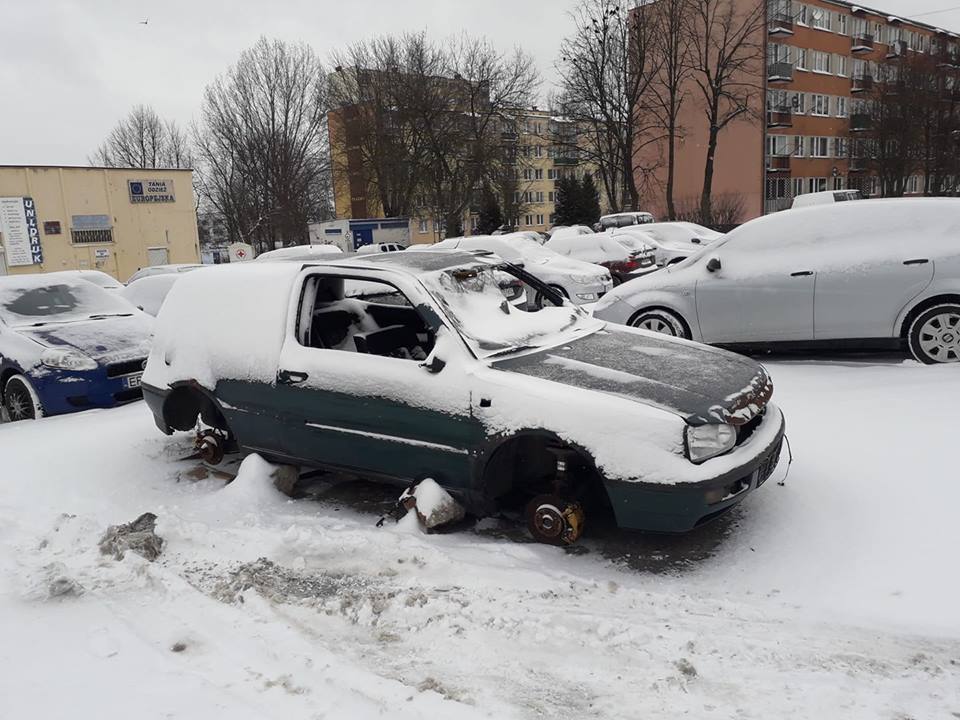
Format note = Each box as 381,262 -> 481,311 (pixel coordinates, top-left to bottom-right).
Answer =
3,0 -> 960,167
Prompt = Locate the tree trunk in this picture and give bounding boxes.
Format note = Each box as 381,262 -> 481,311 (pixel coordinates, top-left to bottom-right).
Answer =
666,113 -> 677,220
700,121 -> 719,225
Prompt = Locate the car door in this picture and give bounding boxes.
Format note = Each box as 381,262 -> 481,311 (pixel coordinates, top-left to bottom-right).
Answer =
695,235 -> 815,343
813,235 -> 934,340
270,268 -> 485,491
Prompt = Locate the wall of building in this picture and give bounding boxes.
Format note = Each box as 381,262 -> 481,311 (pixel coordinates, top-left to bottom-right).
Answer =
0,166 -> 199,281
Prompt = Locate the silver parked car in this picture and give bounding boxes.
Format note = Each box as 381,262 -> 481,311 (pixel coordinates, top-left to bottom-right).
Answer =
593,198 -> 960,364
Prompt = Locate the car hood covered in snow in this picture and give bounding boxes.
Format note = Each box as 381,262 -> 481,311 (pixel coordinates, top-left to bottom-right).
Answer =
492,325 -> 771,425
17,315 -> 154,364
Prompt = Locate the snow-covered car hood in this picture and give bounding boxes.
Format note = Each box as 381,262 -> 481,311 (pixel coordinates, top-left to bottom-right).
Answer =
526,255 -> 609,278
492,325 -> 770,425
16,315 -> 154,364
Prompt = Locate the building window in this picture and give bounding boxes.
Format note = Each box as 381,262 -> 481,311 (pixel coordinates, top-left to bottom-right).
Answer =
794,92 -> 806,114
535,168 -> 543,180
810,8 -> 832,31
810,94 -> 830,116
534,146 -> 543,158
536,214 -> 544,225
418,219 -> 428,233
835,12 -> 848,35
796,4 -> 808,25
70,228 -> 114,245
535,191 -> 544,203
767,134 -> 790,156
835,55 -> 848,77
524,215 -> 532,226
833,176 -> 845,190
809,136 -> 830,157
792,177 -> 805,197
793,135 -> 805,157
547,169 -> 557,180
808,177 -> 828,193
549,213 -> 557,224
548,191 -> 555,202
833,137 -> 848,157
523,168 -> 533,180
811,50 -> 831,73
876,23 -> 888,44
906,175 -> 920,193
835,96 -> 847,117
796,48 -> 808,70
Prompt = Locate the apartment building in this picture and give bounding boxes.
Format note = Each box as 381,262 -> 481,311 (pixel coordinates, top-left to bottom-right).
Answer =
637,0 -> 959,220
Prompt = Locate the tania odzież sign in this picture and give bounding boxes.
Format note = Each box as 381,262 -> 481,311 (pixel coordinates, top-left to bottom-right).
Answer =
128,179 -> 175,204
0,197 -> 43,266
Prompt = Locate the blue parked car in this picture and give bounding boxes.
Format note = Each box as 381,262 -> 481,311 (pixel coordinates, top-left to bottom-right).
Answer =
0,273 -> 154,421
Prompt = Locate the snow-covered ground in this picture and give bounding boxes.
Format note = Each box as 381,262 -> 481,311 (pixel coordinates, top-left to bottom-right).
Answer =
1,357 -> 959,719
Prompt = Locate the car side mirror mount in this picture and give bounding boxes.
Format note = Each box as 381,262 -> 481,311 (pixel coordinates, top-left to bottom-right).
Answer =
420,355 -> 446,374
706,257 -> 722,273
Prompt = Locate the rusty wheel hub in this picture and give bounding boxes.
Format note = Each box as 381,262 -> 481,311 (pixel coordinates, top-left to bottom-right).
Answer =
195,430 -> 226,465
525,494 -> 585,546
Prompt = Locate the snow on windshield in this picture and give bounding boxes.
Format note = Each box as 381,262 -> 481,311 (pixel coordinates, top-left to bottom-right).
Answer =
0,276 -> 134,327
421,265 -> 599,356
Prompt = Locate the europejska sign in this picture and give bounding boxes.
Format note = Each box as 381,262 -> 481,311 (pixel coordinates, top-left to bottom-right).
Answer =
0,197 -> 43,266
128,179 -> 175,204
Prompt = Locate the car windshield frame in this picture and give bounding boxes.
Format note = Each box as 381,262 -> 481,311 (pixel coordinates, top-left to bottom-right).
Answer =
418,261 -> 602,359
0,279 -> 136,327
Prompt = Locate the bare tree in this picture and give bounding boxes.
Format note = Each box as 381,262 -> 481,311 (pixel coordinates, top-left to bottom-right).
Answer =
649,0 -> 693,219
91,104 -> 192,169
553,0 -> 663,213
193,37 -> 331,254
685,0 -> 765,223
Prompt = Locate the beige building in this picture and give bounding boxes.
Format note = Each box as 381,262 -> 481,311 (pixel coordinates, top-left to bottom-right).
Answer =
0,165 -> 200,281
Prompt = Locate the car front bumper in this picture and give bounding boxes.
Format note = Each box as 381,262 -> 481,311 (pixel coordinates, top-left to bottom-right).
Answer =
602,407 -> 786,532
30,360 -> 146,416
569,278 -> 614,304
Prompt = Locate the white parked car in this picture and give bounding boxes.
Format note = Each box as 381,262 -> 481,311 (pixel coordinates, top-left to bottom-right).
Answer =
127,264 -> 203,284
546,232 -> 652,284
429,235 -> 613,306
615,222 -> 723,267
120,274 -> 182,317
791,189 -> 862,208
256,244 -> 344,262
599,211 -> 656,229
593,198 -> 960,364
356,242 -> 406,254
547,225 -> 595,240
46,269 -> 124,291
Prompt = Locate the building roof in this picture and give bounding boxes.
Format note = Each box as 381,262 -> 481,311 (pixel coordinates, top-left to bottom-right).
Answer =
819,0 -> 960,35
0,164 -> 194,172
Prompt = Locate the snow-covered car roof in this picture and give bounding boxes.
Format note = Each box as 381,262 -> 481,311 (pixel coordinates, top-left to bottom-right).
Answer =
255,244 -> 344,262
46,269 -> 124,290
546,232 -> 632,262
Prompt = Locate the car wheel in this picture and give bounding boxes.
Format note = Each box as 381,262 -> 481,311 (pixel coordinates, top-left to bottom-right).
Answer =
628,308 -> 689,339
908,303 -> 960,364
534,285 -> 568,309
4,375 -> 43,421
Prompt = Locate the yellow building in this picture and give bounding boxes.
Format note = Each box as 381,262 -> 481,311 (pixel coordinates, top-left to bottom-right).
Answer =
0,165 -> 200,281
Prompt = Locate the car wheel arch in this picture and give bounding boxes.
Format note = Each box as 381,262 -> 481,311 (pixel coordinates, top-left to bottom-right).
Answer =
627,305 -> 693,339
162,381 -> 229,433
898,293 -> 960,339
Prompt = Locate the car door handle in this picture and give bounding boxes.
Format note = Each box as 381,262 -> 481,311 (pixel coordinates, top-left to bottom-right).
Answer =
790,270 -> 814,277
277,370 -> 308,385
903,258 -> 929,265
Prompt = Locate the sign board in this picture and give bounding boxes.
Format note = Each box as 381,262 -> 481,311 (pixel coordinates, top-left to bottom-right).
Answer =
72,214 -> 112,230
0,197 -> 43,266
128,179 -> 175,204
228,242 -> 254,262
94,248 -> 111,260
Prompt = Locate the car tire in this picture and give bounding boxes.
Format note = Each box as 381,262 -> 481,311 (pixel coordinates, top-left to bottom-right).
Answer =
4,374 -> 43,422
907,303 -> 960,364
534,285 -> 568,309
628,308 -> 690,339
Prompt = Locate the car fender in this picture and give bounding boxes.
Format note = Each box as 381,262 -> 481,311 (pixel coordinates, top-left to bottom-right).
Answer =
893,274 -> 960,336
596,289 -> 700,339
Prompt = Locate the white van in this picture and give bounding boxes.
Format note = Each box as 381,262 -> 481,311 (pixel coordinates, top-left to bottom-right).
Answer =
599,212 -> 656,229
791,189 -> 862,209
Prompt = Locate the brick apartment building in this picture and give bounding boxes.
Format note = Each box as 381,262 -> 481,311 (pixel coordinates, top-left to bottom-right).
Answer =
640,0 -> 960,220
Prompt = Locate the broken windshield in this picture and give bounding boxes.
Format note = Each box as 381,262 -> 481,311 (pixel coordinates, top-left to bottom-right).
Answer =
421,264 -> 602,357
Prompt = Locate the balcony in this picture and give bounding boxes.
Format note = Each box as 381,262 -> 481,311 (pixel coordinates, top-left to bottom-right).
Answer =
768,13 -> 794,35
766,105 -> 793,128
851,34 -> 874,52
850,113 -> 871,131
766,154 -> 791,172
764,197 -> 793,213
887,40 -> 907,59
553,156 -> 579,166
852,74 -> 874,93
767,61 -> 793,82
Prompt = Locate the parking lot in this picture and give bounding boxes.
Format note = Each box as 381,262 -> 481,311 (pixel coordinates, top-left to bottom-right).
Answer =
2,353 -> 958,719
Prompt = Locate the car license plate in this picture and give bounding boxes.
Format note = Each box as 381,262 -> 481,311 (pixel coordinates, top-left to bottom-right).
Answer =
124,373 -> 143,389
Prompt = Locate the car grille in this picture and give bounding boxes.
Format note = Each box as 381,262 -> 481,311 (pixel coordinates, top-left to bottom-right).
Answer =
106,358 -> 147,378
735,407 -> 766,446
755,437 -> 783,487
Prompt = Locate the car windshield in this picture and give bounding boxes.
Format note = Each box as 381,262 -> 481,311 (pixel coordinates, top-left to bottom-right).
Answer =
0,278 -> 135,327
420,263 -> 601,357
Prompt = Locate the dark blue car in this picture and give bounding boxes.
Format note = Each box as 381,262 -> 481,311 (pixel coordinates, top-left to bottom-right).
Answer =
0,273 -> 154,421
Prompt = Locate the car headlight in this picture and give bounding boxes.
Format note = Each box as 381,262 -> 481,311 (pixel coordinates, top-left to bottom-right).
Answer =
571,273 -> 605,284
685,423 -> 736,463
41,348 -> 98,371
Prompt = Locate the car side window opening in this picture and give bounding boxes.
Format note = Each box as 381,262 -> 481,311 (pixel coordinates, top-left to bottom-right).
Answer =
296,275 -> 435,361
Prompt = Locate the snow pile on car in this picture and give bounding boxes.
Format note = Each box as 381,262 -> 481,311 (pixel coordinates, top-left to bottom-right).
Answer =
143,263 -> 302,390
